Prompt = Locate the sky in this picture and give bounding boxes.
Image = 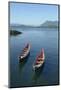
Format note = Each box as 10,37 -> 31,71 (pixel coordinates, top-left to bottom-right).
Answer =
10,2 -> 58,26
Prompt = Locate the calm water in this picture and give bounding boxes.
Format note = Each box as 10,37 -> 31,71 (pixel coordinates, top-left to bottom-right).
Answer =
10,27 -> 59,88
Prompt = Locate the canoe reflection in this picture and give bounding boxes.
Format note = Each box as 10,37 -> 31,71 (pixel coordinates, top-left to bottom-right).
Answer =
32,63 -> 45,81
19,53 -> 30,71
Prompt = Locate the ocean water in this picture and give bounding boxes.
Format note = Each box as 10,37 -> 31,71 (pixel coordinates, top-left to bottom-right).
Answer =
9,27 -> 59,88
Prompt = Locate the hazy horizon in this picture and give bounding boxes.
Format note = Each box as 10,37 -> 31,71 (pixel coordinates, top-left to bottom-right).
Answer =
10,20 -> 58,27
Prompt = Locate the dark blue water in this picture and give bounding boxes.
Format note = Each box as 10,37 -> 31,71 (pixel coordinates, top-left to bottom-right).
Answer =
10,27 -> 59,88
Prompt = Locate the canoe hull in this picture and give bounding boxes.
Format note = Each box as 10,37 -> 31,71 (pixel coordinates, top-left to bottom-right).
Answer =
33,61 -> 44,70
34,62 -> 45,72
19,51 -> 30,61
33,48 -> 45,70
19,44 -> 30,61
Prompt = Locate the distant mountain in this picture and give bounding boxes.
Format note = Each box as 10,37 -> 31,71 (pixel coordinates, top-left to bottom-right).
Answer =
10,21 -> 58,29
40,21 -> 58,28
10,24 -> 36,28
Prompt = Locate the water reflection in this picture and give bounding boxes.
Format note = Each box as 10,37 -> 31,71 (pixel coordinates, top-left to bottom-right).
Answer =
19,53 -> 30,71
32,63 -> 45,82
10,28 -> 58,87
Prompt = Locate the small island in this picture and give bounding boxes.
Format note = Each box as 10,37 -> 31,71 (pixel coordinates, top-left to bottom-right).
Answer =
10,30 -> 22,36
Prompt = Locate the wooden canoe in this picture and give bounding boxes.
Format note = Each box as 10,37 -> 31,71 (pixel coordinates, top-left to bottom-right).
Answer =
33,48 -> 45,69
19,43 -> 30,61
